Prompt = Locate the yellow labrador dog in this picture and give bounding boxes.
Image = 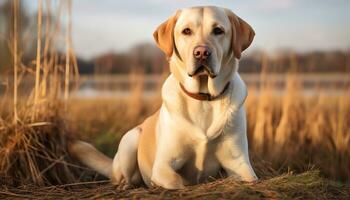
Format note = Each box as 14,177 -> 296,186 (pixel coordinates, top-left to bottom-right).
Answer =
69,6 -> 257,189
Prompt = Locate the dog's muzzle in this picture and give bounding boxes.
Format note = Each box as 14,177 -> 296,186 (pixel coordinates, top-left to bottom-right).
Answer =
188,45 -> 217,78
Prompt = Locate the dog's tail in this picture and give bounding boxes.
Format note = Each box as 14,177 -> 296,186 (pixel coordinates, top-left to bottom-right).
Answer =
68,140 -> 113,178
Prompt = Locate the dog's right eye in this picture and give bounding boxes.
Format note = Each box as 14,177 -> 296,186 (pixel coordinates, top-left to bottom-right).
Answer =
213,27 -> 224,35
182,28 -> 192,35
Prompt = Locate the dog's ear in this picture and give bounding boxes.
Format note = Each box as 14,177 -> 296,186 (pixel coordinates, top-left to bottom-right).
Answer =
153,10 -> 181,58
225,9 -> 255,59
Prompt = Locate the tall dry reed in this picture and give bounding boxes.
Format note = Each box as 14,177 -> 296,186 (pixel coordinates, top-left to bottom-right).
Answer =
12,0 -> 19,124
0,0 -> 84,186
246,52 -> 350,181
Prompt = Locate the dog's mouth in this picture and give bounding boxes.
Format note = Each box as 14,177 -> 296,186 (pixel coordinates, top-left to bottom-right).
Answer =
188,64 -> 217,78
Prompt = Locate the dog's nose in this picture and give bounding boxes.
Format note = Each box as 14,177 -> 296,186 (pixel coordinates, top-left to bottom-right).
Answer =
193,46 -> 211,60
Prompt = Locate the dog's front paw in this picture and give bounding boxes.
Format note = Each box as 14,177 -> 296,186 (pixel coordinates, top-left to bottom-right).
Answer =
243,174 -> 258,182
151,175 -> 185,190
230,172 -> 258,182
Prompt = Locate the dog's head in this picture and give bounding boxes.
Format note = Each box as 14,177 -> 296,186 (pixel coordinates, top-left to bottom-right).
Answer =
154,6 -> 254,96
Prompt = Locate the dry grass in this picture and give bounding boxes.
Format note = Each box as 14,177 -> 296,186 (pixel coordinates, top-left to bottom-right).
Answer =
247,73 -> 350,182
0,104 -> 82,186
0,171 -> 349,199
0,0 -> 83,186
66,98 -> 158,157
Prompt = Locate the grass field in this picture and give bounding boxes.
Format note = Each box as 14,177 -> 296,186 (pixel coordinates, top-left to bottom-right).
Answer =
1,80 -> 350,198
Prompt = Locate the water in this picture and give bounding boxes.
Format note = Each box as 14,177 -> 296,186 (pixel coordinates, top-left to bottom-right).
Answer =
69,74 -> 350,99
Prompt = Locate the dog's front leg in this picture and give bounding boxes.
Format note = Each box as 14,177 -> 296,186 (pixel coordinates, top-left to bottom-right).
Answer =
216,109 -> 258,182
216,138 -> 257,182
216,134 -> 258,182
150,139 -> 187,189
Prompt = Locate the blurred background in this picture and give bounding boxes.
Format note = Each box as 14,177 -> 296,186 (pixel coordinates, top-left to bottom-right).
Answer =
1,0 -> 349,97
0,0 -> 350,185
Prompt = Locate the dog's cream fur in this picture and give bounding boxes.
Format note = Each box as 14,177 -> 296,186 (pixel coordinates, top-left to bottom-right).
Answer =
69,6 -> 257,190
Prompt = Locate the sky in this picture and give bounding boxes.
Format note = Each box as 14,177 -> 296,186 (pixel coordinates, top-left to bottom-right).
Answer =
24,0 -> 350,59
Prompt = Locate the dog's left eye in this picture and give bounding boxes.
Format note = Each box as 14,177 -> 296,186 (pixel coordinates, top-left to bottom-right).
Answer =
213,27 -> 224,35
182,28 -> 192,35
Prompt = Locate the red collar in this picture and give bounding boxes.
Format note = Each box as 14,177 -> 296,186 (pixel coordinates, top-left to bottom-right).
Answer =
179,82 -> 230,101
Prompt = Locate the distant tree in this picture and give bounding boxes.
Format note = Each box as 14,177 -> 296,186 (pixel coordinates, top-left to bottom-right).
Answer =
92,43 -> 168,74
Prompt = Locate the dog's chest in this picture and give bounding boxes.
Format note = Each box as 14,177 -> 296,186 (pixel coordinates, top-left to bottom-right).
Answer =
175,98 -> 232,183
187,100 -> 228,132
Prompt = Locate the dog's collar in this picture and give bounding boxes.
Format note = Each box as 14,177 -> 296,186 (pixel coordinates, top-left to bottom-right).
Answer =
179,81 -> 230,101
